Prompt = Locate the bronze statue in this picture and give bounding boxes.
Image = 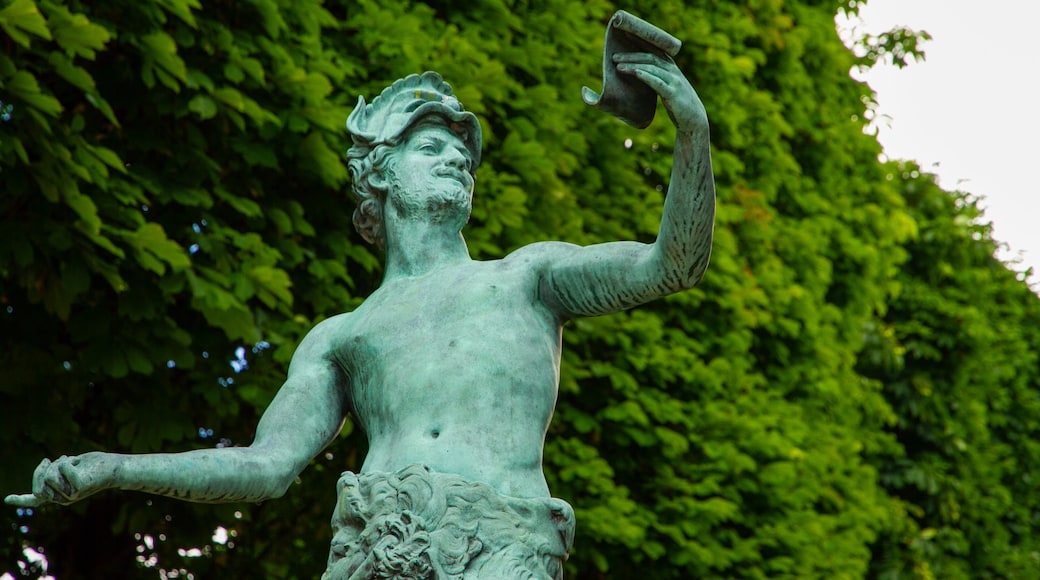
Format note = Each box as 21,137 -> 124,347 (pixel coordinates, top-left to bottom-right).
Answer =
8,12 -> 714,578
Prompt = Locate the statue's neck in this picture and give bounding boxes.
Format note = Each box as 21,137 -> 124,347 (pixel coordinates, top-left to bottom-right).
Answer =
382,219 -> 471,279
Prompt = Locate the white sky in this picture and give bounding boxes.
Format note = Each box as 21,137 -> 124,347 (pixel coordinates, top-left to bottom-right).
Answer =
839,0 -> 1040,286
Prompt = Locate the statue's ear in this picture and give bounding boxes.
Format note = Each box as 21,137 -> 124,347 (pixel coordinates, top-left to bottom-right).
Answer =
368,167 -> 390,192
375,151 -> 401,192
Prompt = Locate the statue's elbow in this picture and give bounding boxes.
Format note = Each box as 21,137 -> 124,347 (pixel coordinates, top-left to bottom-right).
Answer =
680,257 -> 711,290
269,463 -> 302,499
266,483 -> 290,500
248,453 -> 302,501
676,274 -> 703,293
654,242 -> 711,292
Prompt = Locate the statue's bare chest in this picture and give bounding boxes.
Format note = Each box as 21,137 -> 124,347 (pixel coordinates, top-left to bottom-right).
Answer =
334,262 -> 562,425
354,268 -> 520,340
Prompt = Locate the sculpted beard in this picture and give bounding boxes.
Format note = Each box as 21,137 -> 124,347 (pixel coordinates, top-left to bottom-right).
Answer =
385,165 -> 473,229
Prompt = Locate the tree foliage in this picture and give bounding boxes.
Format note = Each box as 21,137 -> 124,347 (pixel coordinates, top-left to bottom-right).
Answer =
2,0 -> 1037,578
859,166 -> 1040,580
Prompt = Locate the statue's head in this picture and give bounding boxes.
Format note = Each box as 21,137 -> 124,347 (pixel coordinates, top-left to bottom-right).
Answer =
346,72 -> 482,249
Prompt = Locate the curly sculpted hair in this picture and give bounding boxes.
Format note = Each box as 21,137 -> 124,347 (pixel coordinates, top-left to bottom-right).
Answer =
347,143 -> 398,250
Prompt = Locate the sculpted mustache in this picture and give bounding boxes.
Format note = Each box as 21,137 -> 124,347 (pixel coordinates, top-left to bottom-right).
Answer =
433,167 -> 474,188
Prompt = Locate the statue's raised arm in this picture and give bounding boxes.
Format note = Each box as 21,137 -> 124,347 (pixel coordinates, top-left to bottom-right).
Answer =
527,32 -> 715,319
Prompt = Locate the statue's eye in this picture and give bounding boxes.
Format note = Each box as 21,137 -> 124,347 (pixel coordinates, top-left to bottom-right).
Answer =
418,142 -> 438,153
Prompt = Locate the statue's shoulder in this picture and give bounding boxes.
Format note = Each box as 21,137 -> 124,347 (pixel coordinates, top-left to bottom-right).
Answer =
310,311 -> 356,333
293,312 -> 356,360
500,241 -> 581,270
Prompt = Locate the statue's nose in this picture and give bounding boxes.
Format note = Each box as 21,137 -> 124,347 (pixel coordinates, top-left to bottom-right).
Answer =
445,147 -> 468,171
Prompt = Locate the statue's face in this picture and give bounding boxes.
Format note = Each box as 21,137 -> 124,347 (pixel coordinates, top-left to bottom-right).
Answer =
385,123 -> 474,222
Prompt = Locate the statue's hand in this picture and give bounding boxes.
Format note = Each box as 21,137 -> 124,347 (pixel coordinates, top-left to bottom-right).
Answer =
614,52 -> 707,131
4,453 -> 112,508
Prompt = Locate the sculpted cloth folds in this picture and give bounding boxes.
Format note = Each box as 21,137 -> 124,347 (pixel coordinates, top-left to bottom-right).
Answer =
581,10 -> 682,128
323,465 -> 575,579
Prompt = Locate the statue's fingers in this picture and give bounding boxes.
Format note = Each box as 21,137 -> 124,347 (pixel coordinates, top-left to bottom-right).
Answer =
613,51 -> 678,73
30,458 -> 53,496
56,458 -> 88,498
612,51 -> 646,62
618,64 -> 670,93
4,493 -> 46,508
613,51 -> 670,64
45,464 -> 76,502
28,456 -> 73,503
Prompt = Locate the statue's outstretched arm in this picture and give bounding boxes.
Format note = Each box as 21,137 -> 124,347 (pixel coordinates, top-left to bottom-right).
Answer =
534,52 -> 715,319
6,315 -> 351,507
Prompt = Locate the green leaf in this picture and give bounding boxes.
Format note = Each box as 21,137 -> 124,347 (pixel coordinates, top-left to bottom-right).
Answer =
90,145 -> 127,174
247,0 -> 286,38
78,223 -> 125,259
188,94 -> 217,119
267,208 -> 293,234
140,31 -> 187,89
213,186 -> 262,218
10,137 -> 30,164
5,70 -> 62,117
49,51 -> 95,91
298,131 -> 347,187
300,105 -> 347,132
213,86 -> 244,111
224,62 -> 244,83
126,223 -> 191,275
45,3 -> 110,60
64,190 -> 101,233
85,91 -> 119,125
297,72 -> 332,99
186,69 -> 215,91
231,139 -> 279,169
156,0 -> 201,28
187,272 -> 258,342
0,0 -> 52,47
240,95 -> 279,127
239,57 -> 265,84
249,265 -> 293,307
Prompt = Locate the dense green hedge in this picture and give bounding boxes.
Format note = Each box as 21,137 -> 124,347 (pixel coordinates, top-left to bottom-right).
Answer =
2,0 -> 1037,578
